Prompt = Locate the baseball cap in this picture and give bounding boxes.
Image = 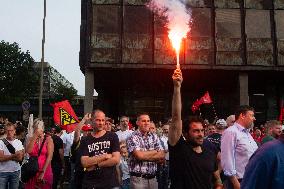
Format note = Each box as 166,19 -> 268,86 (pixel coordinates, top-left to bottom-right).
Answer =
216,119 -> 227,129
82,124 -> 93,131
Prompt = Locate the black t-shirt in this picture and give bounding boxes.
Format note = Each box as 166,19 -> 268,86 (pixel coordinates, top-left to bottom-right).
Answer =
52,135 -> 63,166
206,133 -> 222,152
169,136 -> 217,189
80,131 -> 120,188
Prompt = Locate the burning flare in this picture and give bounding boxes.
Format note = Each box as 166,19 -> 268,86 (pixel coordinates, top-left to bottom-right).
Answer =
168,28 -> 186,69
146,0 -> 191,69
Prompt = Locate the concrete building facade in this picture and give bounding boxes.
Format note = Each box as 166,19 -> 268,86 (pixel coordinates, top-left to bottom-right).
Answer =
80,0 -> 284,124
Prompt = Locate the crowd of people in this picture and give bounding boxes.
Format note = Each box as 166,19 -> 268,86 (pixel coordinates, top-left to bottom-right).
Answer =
0,69 -> 284,189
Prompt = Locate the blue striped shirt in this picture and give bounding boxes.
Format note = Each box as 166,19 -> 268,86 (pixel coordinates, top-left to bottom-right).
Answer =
221,123 -> 258,179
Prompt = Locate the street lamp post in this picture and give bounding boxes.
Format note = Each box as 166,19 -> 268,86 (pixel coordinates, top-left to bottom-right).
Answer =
39,0 -> 46,119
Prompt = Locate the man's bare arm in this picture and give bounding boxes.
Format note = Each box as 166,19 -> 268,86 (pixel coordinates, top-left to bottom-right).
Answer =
169,69 -> 183,146
98,152 -> 120,167
81,153 -> 111,168
133,150 -> 165,161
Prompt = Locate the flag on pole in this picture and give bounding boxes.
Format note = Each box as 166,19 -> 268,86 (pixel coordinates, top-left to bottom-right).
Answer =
199,91 -> 213,104
51,100 -> 79,132
191,91 -> 213,113
191,99 -> 202,113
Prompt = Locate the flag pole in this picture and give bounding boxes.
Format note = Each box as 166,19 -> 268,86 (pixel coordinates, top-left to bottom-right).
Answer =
211,103 -> 218,121
38,0 -> 46,119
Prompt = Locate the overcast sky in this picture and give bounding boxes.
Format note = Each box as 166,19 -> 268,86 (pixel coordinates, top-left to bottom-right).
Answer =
0,0 -> 86,95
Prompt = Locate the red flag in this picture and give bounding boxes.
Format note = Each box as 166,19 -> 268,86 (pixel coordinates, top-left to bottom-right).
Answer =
279,100 -> 284,123
199,91 -> 213,104
191,99 -> 202,113
191,91 -> 213,113
51,100 -> 79,132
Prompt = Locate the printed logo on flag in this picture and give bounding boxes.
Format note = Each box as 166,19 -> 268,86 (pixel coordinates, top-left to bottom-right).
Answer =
60,108 -> 78,126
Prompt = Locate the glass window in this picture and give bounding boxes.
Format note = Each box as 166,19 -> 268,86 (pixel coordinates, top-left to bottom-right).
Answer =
215,0 -> 240,8
274,0 -> 284,9
215,9 -> 242,65
185,8 -> 212,65
124,6 -> 152,34
92,5 -> 121,33
245,10 -> 273,66
185,0 -> 213,8
123,6 -> 153,63
245,0 -> 273,9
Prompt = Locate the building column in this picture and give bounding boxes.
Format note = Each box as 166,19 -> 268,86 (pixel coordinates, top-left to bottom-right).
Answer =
239,72 -> 249,105
84,69 -> 94,114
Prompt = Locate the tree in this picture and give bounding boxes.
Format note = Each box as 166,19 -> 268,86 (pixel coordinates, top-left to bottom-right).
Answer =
0,41 -> 39,104
51,82 -> 78,103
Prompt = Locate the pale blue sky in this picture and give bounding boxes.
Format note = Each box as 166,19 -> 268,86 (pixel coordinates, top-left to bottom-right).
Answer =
0,0 -> 86,95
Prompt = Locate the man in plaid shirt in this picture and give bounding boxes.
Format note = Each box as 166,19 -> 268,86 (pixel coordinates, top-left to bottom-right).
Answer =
127,113 -> 165,189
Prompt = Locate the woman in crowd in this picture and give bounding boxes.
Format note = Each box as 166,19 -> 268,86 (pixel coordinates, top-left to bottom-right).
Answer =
25,119 -> 54,189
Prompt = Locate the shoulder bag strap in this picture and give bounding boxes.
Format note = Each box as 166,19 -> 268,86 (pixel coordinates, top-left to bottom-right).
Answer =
37,135 -> 47,157
1,138 -> 16,154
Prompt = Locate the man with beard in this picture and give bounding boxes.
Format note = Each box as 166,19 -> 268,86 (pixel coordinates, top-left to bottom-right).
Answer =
221,105 -> 258,189
261,120 -> 282,145
80,110 -> 120,189
169,69 -> 221,189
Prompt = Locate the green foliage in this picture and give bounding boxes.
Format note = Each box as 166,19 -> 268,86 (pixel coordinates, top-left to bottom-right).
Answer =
51,82 -> 78,103
0,41 -> 39,104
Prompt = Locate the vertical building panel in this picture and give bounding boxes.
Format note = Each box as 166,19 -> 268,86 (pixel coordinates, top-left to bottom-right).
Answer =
91,5 -> 121,63
275,10 -> 284,65
186,8 -> 212,65
123,6 -> 153,63
215,9 -> 242,65
245,10 -> 273,66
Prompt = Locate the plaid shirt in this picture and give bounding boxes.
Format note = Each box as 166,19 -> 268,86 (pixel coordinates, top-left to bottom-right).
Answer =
127,130 -> 162,175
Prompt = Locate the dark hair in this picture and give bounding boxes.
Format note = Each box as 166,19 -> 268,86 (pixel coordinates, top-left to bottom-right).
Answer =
136,112 -> 150,121
235,105 -> 254,120
16,126 -> 25,135
54,126 -> 62,134
183,116 -> 204,134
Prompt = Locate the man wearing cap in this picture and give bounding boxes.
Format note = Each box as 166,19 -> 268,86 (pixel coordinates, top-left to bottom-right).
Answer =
69,113 -> 94,189
207,119 -> 227,151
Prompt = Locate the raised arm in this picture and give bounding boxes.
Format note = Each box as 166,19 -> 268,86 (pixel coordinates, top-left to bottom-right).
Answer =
73,113 -> 91,144
169,69 -> 183,146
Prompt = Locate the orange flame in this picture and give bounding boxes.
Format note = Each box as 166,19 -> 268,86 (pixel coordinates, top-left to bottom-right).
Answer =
168,28 -> 187,69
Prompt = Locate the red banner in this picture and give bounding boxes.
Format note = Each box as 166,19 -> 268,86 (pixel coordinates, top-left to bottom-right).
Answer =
191,99 -> 202,113
51,100 -> 79,132
191,91 -> 213,113
199,91 -> 213,104
279,100 -> 284,123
